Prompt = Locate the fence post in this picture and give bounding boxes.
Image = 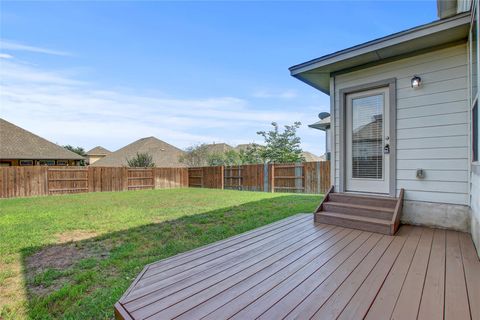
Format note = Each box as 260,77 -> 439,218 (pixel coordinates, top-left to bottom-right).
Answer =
316,161 -> 321,194
295,163 -> 302,193
220,166 -> 225,190
263,163 -> 269,192
270,164 -> 275,193
45,167 -> 50,195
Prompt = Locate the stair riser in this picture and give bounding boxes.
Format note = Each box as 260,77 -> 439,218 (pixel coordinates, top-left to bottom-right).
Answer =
316,213 -> 392,235
328,194 -> 397,209
323,203 -> 393,220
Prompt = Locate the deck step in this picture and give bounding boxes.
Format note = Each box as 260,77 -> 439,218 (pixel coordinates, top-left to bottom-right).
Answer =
328,193 -> 397,209
316,211 -> 392,235
323,202 -> 394,220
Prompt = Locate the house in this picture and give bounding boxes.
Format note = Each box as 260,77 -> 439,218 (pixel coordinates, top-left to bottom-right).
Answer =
90,136 -> 186,167
301,151 -> 325,162
0,118 -> 84,166
85,146 -> 111,165
234,143 -> 252,152
290,0 -> 480,255
309,113 -> 331,160
115,2 -> 480,318
203,142 -> 234,154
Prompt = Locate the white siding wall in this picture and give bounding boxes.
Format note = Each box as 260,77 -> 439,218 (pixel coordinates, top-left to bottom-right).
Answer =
333,43 -> 470,205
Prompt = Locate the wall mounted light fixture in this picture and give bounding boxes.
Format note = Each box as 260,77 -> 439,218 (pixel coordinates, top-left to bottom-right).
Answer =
411,75 -> 422,88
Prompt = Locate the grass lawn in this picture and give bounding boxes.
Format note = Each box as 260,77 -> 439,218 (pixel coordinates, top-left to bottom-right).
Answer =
0,188 -> 321,319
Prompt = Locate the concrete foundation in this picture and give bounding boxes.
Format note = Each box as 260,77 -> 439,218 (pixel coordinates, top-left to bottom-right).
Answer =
401,200 -> 470,232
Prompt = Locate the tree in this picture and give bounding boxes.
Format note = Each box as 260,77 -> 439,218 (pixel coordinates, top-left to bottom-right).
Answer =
63,145 -> 86,165
179,144 -> 210,167
126,152 -> 155,167
63,145 -> 86,156
223,150 -> 242,166
238,143 -> 265,164
207,150 -> 241,166
257,122 -> 304,164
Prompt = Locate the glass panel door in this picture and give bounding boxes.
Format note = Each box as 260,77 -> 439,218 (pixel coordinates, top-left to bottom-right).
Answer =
346,87 -> 390,194
351,94 -> 384,180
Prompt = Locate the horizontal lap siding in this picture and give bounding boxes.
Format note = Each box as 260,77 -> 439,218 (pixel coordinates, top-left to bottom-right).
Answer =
333,43 -> 469,205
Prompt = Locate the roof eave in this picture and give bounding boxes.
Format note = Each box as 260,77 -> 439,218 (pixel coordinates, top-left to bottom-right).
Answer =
308,123 -> 329,131
289,12 -> 471,95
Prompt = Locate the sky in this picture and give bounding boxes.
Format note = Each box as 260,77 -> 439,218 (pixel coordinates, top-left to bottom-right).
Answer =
0,1 -> 438,156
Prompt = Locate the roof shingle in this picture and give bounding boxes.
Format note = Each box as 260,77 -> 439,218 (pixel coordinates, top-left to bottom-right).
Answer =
90,136 -> 186,167
0,118 -> 84,160
86,146 -> 111,156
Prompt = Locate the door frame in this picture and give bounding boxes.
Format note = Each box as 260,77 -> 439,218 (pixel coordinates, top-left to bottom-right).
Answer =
338,78 -> 397,197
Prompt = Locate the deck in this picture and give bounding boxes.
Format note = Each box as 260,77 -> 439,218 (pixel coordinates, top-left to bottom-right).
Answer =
115,214 -> 480,320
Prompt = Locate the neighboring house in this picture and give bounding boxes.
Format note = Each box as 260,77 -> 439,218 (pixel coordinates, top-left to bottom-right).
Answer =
0,118 -> 84,166
290,0 -> 480,255
301,151 -> 325,162
90,136 -> 186,167
309,114 -> 331,160
86,146 -> 111,165
234,143 -> 253,152
203,143 -> 234,154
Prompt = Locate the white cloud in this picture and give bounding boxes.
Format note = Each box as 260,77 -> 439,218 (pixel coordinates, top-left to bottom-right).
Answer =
0,56 -> 322,152
0,53 -> 13,59
0,39 -> 70,56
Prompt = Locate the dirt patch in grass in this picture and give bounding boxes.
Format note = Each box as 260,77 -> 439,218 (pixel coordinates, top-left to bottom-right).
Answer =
24,238 -> 116,299
26,245 -> 91,272
28,277 -> 68,297
56,230 -> 98,243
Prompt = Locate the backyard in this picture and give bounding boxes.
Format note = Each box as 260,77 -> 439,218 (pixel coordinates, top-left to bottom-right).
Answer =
0,188 -> 321,319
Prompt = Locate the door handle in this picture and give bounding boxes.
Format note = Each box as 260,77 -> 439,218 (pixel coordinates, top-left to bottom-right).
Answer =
384,144 -> 390,154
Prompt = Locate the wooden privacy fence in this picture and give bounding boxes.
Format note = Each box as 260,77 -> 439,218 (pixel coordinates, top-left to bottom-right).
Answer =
0,166 -> 189,198
188,166 -> 224,189
0,161 -> 329,198
191,161 -> 330,194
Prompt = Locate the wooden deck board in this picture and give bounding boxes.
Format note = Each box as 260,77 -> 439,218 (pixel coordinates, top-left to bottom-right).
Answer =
115,214 -> 480,320
126,218 -> 318,302
390,227 -> 434,319
126,223 -> 335,313
178,227 -> 350,320
445,230 -> 470,320
417,228 -> 446,320
337,226 -> 411,320
459,232 -> 480,320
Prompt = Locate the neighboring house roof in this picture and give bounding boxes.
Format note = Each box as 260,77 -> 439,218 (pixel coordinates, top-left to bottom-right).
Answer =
353,115 -> 383,141
302,151 -> 325,162
289,12 -> 471,94
0,118 -> 84,160
203,143 -> 234,154
234,143 -> 260,151
90,136 -> 186,167
309,116 -> 331,131
86,146 -> 111,156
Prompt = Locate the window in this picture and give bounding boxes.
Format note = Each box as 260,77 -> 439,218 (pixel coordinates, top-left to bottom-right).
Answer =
474,102 -> 478,162
19,160 -> 33,166
470,2 -> 479,162
38,160 -> 56,166
472,11 -> 478,98
56,160 -> 68,166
